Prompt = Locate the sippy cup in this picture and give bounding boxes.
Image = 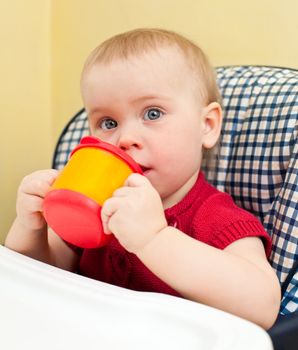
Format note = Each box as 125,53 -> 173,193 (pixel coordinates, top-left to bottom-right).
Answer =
43,136 -> 143,248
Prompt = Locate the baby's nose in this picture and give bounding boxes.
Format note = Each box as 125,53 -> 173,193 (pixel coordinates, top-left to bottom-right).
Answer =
117,129 -> 142,151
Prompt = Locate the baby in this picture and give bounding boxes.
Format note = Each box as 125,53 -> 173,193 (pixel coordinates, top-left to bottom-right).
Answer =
5,28 -> 280,329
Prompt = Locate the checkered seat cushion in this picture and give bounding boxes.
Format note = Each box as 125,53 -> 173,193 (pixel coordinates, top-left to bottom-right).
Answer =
53,66 -> 298,315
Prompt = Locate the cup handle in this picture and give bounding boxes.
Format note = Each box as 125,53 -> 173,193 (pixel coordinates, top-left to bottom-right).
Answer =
80,136 -> 101,145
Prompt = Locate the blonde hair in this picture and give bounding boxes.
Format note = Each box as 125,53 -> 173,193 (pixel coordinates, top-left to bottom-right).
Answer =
81,28 -> 221,106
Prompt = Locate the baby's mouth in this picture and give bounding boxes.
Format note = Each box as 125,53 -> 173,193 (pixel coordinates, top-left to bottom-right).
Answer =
139,165 -> 151,174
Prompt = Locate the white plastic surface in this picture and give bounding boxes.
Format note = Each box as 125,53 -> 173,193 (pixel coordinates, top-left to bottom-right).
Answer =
0,245 -> 273,350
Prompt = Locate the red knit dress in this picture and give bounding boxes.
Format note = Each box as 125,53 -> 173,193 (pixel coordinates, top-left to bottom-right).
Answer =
75,172 -> 271,297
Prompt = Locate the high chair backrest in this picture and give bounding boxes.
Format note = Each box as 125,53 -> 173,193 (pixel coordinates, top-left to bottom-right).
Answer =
53,65 -> 298,315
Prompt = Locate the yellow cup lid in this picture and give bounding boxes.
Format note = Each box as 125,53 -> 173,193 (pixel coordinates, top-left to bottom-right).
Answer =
71,136 -> 143,174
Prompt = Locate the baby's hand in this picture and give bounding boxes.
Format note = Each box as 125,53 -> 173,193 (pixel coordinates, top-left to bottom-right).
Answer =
101,173 -> 168,254
16,169 -> 59,231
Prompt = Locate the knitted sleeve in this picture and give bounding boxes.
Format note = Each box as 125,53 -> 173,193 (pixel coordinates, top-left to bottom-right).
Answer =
191,192 -> 272,257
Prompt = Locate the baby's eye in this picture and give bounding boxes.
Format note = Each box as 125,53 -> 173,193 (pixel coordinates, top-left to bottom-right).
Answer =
99,118 -> 118,130
143,108 -> 163,121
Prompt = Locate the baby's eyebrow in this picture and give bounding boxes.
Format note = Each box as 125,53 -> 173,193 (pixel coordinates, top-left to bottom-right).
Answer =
88,107 -> 111,117
130,94 -> 172,103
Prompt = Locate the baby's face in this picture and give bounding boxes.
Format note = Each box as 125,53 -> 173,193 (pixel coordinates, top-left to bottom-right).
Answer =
81,47 -> 211,208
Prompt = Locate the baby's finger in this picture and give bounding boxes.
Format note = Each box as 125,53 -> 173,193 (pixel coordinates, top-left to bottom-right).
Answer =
20,171 -> 60,198
101,198 -> 121,234
24,169 -> 60,183
20,179 -> 52,198
17,194 -> 44,213
112,186 -> 132,198
124,173 -> 149,187
100,211 -> 111,235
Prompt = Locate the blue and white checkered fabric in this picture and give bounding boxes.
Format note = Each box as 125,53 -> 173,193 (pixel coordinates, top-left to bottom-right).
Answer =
53,66 -> 298,315
53,109 -> 89,169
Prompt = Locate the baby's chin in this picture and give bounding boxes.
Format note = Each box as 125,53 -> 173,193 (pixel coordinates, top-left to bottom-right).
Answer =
156,186 -> 181,209
161,175 -> 199,209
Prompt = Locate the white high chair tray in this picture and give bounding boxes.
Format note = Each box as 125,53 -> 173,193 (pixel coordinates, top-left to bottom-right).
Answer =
0,245 -> 273,350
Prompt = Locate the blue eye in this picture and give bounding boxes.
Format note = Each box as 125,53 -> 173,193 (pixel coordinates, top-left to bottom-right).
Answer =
144,108 -> 163,121
99,118 -> 118,130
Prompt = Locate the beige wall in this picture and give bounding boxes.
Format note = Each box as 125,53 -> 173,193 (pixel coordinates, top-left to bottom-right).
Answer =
51,0 -> 298,140
0,1 -> 52,243
1,0 -> 297,243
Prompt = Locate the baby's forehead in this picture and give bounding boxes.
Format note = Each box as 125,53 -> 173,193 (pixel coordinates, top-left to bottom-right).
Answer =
88,45 -> 193,72
96,48 -> 197,85
82,46 -> 205,104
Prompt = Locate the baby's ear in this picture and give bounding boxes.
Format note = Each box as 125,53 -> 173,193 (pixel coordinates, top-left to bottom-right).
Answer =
201,102 -> 222,149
